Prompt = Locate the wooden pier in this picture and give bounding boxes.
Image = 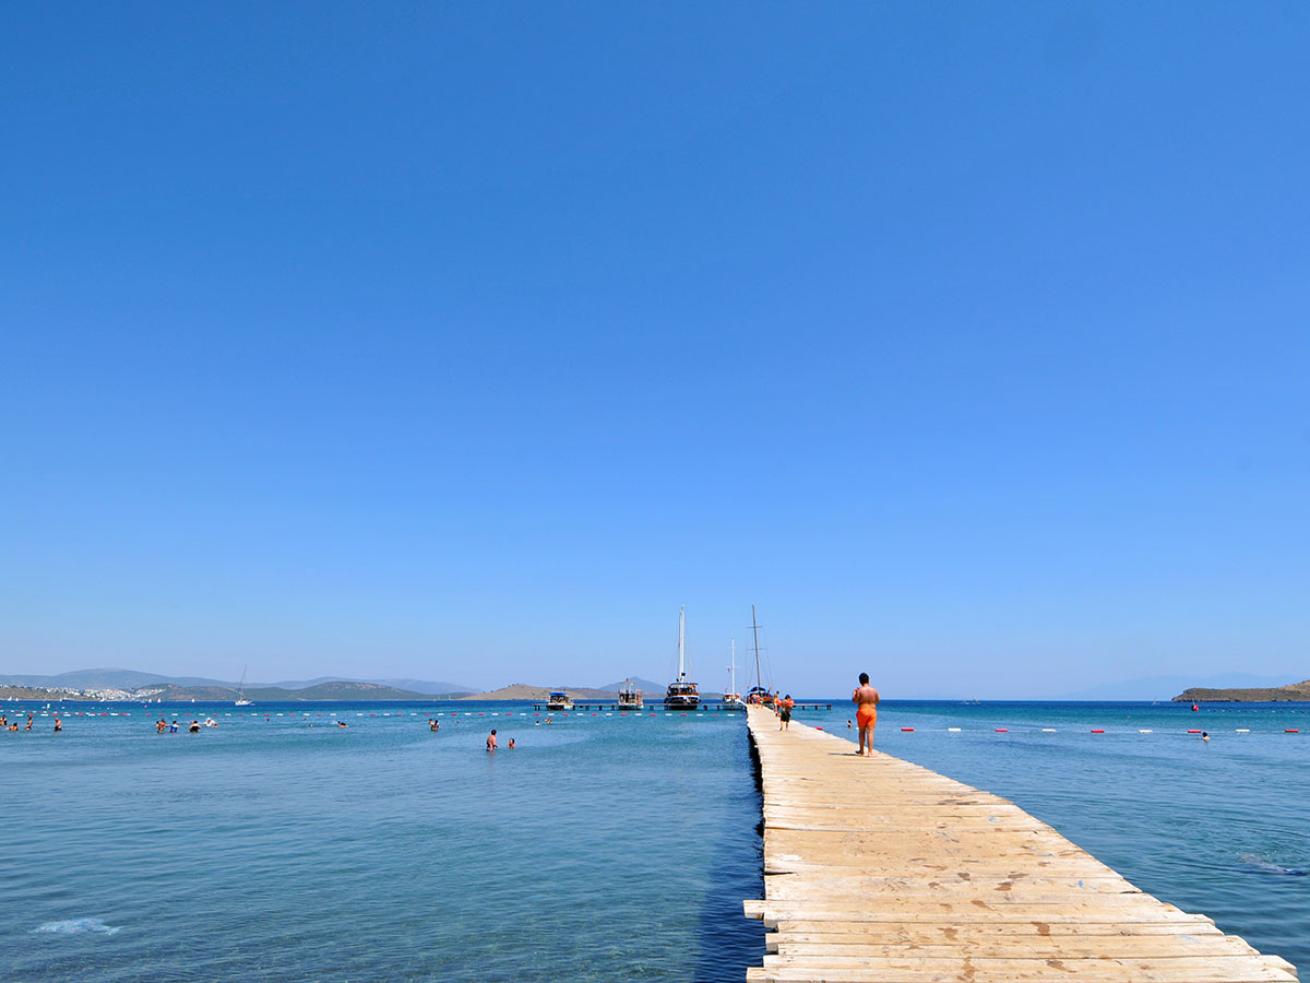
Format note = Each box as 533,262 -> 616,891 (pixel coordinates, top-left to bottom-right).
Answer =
743,706 -> 1298,982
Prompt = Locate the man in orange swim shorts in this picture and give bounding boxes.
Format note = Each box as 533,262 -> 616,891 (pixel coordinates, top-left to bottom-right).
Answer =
852,672 -> 880,756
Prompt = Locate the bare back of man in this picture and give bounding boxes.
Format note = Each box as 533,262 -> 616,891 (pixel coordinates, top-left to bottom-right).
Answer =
852,673 -> 880,756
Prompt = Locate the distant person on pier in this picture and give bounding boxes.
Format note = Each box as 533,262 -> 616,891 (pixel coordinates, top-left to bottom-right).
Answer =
779,695 -> 795,731
852,673 -> 880,756
486,728 -> 498,751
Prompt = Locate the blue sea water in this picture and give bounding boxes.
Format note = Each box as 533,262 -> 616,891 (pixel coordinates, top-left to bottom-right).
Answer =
3,698 -> 1307,979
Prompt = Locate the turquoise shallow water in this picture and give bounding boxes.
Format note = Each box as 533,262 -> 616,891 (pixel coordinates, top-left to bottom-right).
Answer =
3,698 -> 1308,979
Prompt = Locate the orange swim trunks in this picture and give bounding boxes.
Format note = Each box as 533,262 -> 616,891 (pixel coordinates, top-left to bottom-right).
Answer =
857,705 -> 878,729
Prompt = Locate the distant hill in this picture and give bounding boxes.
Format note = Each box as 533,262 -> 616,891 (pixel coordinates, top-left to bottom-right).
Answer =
1173,679 -> 1310,703
1065,672 -> 1295,701
148,681 -> 444,701
0,668 -> 229,690
0,668 -> 474,699
1,685 -> 97,701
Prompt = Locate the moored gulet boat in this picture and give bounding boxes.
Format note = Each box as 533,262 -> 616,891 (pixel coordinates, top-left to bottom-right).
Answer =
546,691 -> 574,711
617,679 -> 643,710
744,604 -> 775,707
663,607 -> 700,710
722,640 -> 745,710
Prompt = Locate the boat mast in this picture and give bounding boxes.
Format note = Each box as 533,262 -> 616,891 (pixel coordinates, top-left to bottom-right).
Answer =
751,604 -> 763,690
729,640 -> 737,695
677,606 -> 686,680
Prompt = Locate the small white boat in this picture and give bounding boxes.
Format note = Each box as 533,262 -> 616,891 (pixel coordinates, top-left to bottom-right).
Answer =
234,665 -> 253,707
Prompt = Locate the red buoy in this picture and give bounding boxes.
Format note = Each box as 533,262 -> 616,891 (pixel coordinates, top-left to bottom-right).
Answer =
1090,729 -> 1105,734
994,728 -> 1008,733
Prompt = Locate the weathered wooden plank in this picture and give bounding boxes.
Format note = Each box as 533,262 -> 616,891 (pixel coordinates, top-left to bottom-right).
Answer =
742,706 -> 1297,982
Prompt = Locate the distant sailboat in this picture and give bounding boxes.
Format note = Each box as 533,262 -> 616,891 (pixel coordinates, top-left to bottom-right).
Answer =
663,606 -> 700,709
722,640 -> 745,710
234,666 -> 253,707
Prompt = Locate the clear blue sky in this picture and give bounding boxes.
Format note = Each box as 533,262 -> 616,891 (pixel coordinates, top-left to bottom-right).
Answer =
3,2 -> 1307,697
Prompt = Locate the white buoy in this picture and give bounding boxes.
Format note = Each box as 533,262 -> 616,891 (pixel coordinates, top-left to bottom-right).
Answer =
947,727 -> 962,733
1040,727 -> 1057,733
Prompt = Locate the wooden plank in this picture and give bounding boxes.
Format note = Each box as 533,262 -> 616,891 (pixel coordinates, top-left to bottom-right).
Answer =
742,706 -> 1297,982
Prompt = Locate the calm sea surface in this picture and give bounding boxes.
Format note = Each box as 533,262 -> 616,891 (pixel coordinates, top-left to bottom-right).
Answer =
3,698 -> 1307,979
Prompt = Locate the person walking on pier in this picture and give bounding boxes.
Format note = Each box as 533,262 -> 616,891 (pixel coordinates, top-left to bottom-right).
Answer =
778,695 -> 795,731
852,672 -> 880,756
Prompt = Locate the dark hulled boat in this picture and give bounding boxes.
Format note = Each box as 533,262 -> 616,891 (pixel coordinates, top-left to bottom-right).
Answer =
663,606 -> 700,710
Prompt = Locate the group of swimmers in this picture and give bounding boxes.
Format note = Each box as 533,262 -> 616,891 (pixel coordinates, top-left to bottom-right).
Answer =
154,718 -> 207,733
0,713 -> 60,732
485,729 -> 516,751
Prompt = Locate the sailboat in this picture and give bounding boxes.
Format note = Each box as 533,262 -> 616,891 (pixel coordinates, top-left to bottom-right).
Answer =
745,604 -> 774,707
663,606 -> 700,709
234,666 -> 253,707
722,640 -> 745,710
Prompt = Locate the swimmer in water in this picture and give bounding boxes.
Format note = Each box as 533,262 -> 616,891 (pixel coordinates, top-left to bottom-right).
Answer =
507,737 -> 516,749
337,720 -> 349,728
188,720 -> 200,733
1202,731 -> 1210,742
428,718 -> 438,733
486,728 -> 498,751
852,672 -> 880,756
54,718 -> 62,733
846,719 -> 853,730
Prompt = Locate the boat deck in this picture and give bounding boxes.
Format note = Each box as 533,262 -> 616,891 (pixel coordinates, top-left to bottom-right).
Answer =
743,705 -> 1298,983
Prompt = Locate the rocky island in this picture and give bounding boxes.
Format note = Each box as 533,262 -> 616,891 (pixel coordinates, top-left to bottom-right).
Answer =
1173,679 -> 1310,702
